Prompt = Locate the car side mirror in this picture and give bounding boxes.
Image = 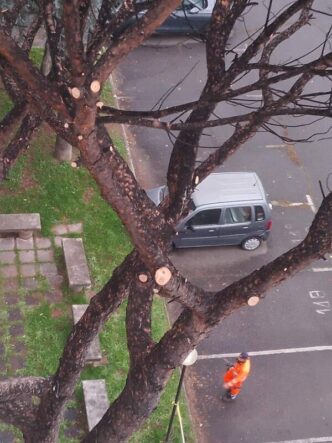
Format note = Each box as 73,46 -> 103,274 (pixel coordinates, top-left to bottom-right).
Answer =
186,224 -> 195,231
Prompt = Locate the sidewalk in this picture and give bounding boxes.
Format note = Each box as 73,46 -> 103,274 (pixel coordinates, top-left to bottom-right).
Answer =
0,226 -> 87,442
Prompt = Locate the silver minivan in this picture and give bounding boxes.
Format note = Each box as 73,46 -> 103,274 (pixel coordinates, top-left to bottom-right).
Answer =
147,172 -> 272,250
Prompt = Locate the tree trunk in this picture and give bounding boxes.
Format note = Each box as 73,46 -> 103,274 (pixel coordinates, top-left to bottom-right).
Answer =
54,135 -> 72,162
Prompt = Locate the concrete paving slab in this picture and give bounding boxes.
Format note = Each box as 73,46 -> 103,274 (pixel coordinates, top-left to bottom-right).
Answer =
0,265 -> 18,279
36,249 -> 54,262
0,237 -> 15,251
35,237 -> 52,249
0,213 -> 41,237
62,238 -> 91,291
52,224 -> 68,235
18,250 -> 35,263
82,380 -> 109,431
39,262 -> 58,276
22,277 -> 38,290
20,264 -> 38,278
67,223 -> 83,233
3,279 -> 19,293
0,251 -> 16,265
16,237 -> 34,250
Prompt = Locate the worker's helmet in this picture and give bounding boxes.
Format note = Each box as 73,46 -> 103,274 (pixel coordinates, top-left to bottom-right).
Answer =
238,352 -> 249,361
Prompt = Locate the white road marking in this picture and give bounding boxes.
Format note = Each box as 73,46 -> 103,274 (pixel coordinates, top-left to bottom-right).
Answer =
245,94 -> 262,98
197,346 -> 332,360
306,194 -> 316,213
312,268 -> 332,272
271,200 -> 306,207
234,43 -> 247,53
264,437 -> 332,443
265,144 -> 288,148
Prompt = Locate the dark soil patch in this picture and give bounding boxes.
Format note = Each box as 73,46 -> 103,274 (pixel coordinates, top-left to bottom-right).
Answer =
9,323 -> 24,337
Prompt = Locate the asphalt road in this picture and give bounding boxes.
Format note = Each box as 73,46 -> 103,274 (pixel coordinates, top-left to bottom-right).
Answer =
114,2 -> 332,442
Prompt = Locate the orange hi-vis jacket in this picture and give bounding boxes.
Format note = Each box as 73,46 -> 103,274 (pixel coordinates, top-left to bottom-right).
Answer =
223,359 -> 251,396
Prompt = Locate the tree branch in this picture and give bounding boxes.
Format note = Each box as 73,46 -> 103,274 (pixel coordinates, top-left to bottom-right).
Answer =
0,376 -> 51,431
126,277 -> 155,367
0,113 -> 41,181
91,0 -> 183,84
63,0 -> 86,82
0,31 -> 70,118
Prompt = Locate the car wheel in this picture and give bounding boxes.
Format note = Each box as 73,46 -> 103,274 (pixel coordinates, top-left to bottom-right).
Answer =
241,237 -> 261,251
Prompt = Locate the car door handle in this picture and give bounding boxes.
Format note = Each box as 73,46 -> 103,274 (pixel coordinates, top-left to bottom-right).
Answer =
208,229 -> 216,232
242,226 -> 249,229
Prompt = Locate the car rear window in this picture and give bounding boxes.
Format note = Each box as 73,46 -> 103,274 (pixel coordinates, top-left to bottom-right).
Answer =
255,206 -> 265,221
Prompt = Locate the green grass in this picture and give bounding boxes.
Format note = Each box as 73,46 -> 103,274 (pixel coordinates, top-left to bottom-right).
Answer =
0,90 -> 13,119
0,77 -> 194,442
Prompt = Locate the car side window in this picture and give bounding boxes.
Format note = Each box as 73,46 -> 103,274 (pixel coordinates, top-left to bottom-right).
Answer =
180,0 -> 207,10
255,205 -> 265,221
224,207 -> 252,224
186,209 -> 221,226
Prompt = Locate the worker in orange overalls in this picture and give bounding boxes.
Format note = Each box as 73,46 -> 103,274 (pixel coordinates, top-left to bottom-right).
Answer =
222,352 -> 251,401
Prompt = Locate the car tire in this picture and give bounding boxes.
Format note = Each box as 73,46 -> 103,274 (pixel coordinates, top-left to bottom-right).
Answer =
241,237 -> 261,251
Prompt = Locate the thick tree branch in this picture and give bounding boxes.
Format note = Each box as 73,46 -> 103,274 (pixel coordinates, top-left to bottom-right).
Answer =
126,278 -> 155,366
63,0 -> 85,83
97,106 -> 332,130
0,102 -> 27,150
165,0 -> 247,220
259,4 -> 313,105
21,12 -> 43,53
0,113 -> 41,181
0,31 -> 70,118
0,376 -> 51,431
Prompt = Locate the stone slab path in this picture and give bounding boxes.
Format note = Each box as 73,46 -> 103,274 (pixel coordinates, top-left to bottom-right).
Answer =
0,224 -> 88,442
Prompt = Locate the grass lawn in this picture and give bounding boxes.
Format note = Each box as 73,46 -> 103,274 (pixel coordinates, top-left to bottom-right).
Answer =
0,50 -> 194,443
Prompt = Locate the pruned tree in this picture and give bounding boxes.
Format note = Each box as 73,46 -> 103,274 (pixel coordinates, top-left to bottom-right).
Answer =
0,0 -> 331,441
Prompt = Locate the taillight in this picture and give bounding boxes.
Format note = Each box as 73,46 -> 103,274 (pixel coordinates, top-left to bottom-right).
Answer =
266,220 -> 272,230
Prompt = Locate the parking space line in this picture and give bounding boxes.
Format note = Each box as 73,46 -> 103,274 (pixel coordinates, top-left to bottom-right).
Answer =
306,194 -> 316,213
245,94 -> 262,98
264,437 -> 332,443
312,268 -> 332,272
271,200 -> 307,208
234,43 -> 247,53
197,346 -> 332,360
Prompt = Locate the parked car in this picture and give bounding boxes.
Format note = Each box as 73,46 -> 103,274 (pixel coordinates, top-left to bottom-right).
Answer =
154,0 -> 215,36
118,0 -> 216,37
147,172 -> 272,250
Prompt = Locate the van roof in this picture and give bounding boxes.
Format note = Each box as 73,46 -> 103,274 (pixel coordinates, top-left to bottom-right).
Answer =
193,172 -> 266,207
